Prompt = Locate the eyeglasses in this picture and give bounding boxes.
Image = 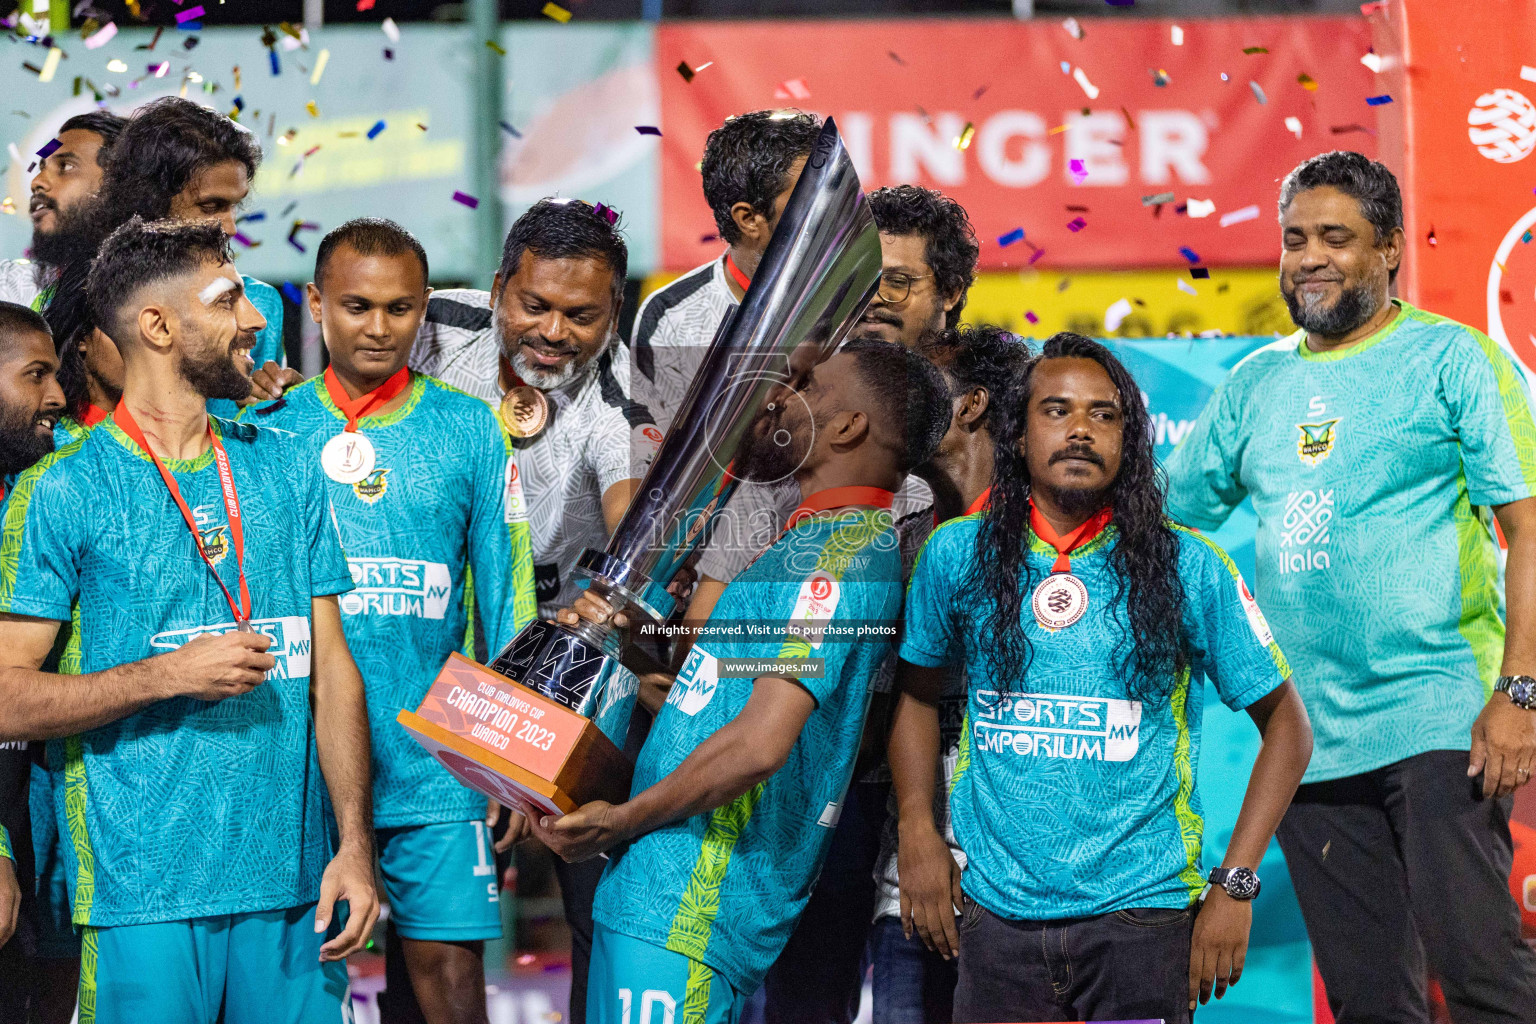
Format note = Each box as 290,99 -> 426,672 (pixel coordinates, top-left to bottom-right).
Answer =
876,271 -> 933,304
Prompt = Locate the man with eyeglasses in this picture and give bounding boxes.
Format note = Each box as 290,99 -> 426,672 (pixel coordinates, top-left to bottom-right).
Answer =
850,186 -> 979,350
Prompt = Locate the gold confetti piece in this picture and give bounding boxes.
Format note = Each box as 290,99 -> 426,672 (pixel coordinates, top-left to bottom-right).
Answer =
1,197 -> 13,215
1242,46 -> 1269,54
305,100 -> 318,117
338,131 -> 359,138
1297,72 -> 1317,91
234,65 -> 242,89
541,2 -> 571,22
1048,124 -> 1070,135
486,40 -> 506,55
1322,840 -> 1331,860
309,48 -> 329,85
954,122 -> 975,150
38,47 -> 62,84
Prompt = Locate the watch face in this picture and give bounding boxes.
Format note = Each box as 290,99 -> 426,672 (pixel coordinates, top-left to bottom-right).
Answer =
1514,680 -> 1536,709
1225,868 -> 1261,900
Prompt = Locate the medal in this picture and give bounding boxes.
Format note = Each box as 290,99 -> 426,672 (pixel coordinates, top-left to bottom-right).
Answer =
321,365 -> 411,484
1028,500 -> 1113,632
499,385 -> 550,439
321,430 -> 376,484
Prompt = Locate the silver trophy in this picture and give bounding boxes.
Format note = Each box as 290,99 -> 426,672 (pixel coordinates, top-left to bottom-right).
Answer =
487,117 -> 882,748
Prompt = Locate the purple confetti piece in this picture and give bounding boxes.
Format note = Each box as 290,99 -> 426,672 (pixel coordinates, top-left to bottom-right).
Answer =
232,231 -> 255,247
1179,246 -> 1200,263
367,120 -> 386,140
280,282 -> 303,304
35,137 -> 61,159
1024,310 -> 1039,324
635,125 -> 662,136
452,190 -> 479,209
1028,248 -> 1046,265
1067,217 -> 1087,232
175,6 -> 203,22
498,120 -> 522,138
288,237 -> 306,254
1191,267 -> 1210,279
593,202 -> 618,225
383,48 -> 394,60
1069,158 -> 1088,184
1365,94 -> 1392,105
998,227 -> 1025,247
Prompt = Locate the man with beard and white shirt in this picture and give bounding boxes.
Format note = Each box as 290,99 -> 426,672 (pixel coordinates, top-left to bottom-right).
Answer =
0,111 -> 125,309
1166,150 -> 1536,1021
408,197 -> 659,1024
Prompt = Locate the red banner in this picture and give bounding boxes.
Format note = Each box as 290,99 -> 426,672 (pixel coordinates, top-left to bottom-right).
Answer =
657,16 -> 1377,272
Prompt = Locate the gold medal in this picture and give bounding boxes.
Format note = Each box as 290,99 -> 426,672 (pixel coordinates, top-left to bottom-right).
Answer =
321,430 -> 376,484
500,385 -> 550,439
1032,572 -> 1088,632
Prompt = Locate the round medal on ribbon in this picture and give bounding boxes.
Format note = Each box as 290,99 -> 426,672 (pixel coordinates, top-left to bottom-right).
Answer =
1032,572 -> 1088,632
500,385 -> 550,439
321,430 -> 376,484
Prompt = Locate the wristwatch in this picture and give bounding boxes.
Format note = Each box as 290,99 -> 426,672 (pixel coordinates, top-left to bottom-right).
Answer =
1496,675 -> 1536,711
1208,867 -> 1261,901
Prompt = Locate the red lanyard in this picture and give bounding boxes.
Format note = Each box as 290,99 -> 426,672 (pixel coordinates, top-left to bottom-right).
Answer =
1028,499 -> 1113,575
324,366 -> 411,431
785,486 -> 895,532
114,403 -> 253,627
965,486 -> 992,517
725,254 -> 752,293
81,404 -> 109,427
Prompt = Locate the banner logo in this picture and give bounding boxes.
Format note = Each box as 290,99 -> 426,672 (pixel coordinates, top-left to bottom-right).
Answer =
1469,88 -> 1536,163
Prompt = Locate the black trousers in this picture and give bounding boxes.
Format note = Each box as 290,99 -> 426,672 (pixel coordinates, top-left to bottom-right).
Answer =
1276,748 -> 1536,1024
951,899 -> 1194,1024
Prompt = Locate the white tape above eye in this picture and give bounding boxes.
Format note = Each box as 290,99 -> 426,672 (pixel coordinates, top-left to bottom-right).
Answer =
199,277 -> 237,305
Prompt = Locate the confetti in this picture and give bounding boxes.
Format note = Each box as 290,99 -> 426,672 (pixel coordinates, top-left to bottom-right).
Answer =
175,6 -> 204,23
35,137 -> 60,159
1105,298 -> 1133,333
107,58 -> 126,72
954,122 -> 975,150
1105,0 -> 1134,6
1219,204 -> 1260,226
1361,51 -> 1382,73
306,100 -> 318,117
1285,116 -> 1303,138
1428,227 -> 1438,247
1249,81 -> 1267,104
1060,61 -> 1071,75
84,21 -> 116,48
973,84 -> 989,101
38,47 -> 62,83
309,48 -> 328,85
485,41 -> 505,55
1170,24 -> 1184,45
198,277 -> 236,304
498,120 -> 522,138
269,50 -> 279,75
997,227 -> 1025,247
384,48 -> 395,59
1062,17 -> 1084,40
1025,310 -> 1039,324
1029,248 -> 1045,266
1187,198 -> 1216,219
382,17 -> 400,42
1366,94 -> 1393,106
1298,73 -> 1317,91
541,2 -> 571,21
1521,66 -> 1536,84
1067,217 -> 1087,232
452,190 -> 479,209
1191,267 -> 1210,279
676,61 -> 694,82
356,0 -> 374,8
1522,230 -> 1531,244
1330,123 -> 1375,136
593,202 -> 618,225
1221,72 -> 1230,82
1072,67 -> 1100,100
775,78 -> 811,101
281,282 -> 303,304
1069,158 -> 1088,184
1179,246 -> 1200,263
635,125 -> 662,136
1177,278 -> 1198,295
366,120 -> 386,139
1243,46 -> 1268,54
1322,840 -> 1331,860
887,51 -> 904,65
1152,68 -> 1170,87
1143,191 -> 1174,206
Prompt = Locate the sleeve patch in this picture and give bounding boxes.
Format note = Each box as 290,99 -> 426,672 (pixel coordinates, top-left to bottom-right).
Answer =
787,570 -> 841,650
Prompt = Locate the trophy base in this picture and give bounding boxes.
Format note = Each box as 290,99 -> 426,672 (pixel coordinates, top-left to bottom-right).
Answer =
398,652 -> 633,817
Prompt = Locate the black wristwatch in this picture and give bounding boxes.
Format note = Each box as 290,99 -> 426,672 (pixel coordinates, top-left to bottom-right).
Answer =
1496,675 -> 1536,711
1208,866 -> 1261,901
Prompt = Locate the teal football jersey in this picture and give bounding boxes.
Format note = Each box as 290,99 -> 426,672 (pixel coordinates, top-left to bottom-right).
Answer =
1164,301 -> 1536,783
249,373 -> 537,826
900,516 -> 1287,921
206,276 -> 284,421
593,508 -> 904,992
0,416 -> 353,927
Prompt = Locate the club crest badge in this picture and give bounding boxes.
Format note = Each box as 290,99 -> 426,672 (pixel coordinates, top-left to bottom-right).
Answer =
353,468 -> 390,504
199,524 -> 229,565
1295,419 -> 1340,466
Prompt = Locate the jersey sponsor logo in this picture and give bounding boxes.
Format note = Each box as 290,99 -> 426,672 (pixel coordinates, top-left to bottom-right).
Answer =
1278,489 -> 1333,574
1236,577 -> 1274,647
342,557 -> 452,618
1295,418 -> 1341,466
787,570 -> 840,649
199,524 -> 230,565
972,689 -> 1142,762
504,460 -> 528,524
668,645 -> 720,716
150,615 -> 313,680
352,468 -> 390,504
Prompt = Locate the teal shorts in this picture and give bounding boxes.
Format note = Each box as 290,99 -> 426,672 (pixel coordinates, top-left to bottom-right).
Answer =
29,762 -> 79,958
588,923 -> 747,1024
377,820 -> 501,942
80,904 -> 350,1024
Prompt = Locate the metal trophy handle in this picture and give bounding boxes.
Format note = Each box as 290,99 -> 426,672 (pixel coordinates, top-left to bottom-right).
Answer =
488,117 -> 882,746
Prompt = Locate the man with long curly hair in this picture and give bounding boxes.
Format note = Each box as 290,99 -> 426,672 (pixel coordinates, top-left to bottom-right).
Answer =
889,332 -> 1313,1023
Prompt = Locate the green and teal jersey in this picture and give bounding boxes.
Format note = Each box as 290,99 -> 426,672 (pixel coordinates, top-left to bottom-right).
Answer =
247,372 -> 537,826
205,276 -> 284,421
0,415 -> 353,927
900,516 -> 1288,921
593,508 -> 904,992
1164,301 -> 1536,783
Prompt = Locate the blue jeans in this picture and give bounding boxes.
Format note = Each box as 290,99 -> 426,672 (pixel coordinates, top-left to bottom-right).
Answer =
870,915 -> 955,1024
